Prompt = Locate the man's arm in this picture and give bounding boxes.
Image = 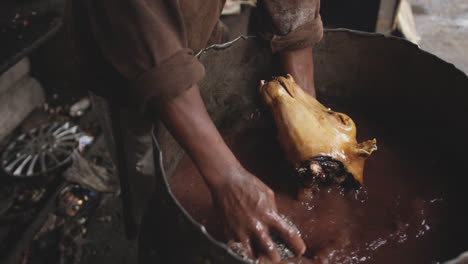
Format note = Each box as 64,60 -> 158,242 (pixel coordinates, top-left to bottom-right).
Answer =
155,84 -> 306,262
75,0 -> 319,261
280,46 -> 316,97
257,0 -> 322,98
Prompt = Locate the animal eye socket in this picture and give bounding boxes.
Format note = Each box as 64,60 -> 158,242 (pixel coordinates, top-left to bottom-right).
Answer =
337,114 -> 347,125
327,111 -> 348,125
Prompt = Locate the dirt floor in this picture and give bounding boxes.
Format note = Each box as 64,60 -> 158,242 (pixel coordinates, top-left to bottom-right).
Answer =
79,196 -> 138,264
410,0 -> 468,74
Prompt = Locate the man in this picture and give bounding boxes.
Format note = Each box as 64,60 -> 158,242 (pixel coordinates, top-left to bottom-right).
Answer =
66,0 -> 323,262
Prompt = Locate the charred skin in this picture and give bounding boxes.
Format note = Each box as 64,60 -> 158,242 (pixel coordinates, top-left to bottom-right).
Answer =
259,75 -> 377,199
296,156 -> 360,189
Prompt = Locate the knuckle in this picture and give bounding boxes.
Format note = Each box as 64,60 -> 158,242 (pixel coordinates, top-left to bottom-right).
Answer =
267,213 -> 281,224
260,238 -> 275,253
247,218 -> 257,229
267,189 -> 275,197
278,222 -> 295,237
288,228 -> 298,238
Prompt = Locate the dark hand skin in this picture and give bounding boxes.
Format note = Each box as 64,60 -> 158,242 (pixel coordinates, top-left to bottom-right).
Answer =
156,45 -> 315,262
280,46 -> 316,97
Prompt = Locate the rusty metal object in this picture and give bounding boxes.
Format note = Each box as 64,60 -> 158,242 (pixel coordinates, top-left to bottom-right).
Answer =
139,30 -> 468,263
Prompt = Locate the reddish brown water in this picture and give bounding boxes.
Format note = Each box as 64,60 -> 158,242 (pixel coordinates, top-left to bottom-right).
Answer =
170,108 -> 467,264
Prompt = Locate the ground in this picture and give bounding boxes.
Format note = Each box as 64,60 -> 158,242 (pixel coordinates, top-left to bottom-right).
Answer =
410,0 -> 468,74
80,197 -> 138,264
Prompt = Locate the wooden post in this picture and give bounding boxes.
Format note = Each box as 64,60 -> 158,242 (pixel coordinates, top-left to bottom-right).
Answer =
375,0 -> 400,34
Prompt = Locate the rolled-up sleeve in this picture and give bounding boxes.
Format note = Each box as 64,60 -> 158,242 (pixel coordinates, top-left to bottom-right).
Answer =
84,0 -> 205,113
257,0 -> 323,53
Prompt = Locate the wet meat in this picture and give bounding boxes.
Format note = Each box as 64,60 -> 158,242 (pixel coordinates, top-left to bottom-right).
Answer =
259,75 -> 377,194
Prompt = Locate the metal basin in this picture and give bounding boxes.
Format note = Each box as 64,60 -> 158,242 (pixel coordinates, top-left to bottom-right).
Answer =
139,30 -> 468,263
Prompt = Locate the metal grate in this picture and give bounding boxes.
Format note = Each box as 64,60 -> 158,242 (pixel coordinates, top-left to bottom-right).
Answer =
1,121 -> 79,177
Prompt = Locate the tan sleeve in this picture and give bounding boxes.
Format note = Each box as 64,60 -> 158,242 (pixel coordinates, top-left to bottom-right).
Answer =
257,0 -> 323,53
83,0 -> 205,113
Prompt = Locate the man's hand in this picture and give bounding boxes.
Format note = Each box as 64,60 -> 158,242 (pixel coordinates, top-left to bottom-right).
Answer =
212,166 -> 306,262
157,85 -> 305,262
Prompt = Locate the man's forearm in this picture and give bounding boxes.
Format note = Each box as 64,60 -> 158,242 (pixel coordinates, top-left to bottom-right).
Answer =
153,80 -> 308,261
280,46 -> 316,97
155,84 -> 242,189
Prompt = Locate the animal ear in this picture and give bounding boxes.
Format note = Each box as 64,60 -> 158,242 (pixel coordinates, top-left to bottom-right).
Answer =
357,139 -> 378,157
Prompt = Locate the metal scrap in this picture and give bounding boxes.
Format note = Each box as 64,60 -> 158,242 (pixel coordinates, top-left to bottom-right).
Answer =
63,151 -> 118,193
1,121 -> 80,177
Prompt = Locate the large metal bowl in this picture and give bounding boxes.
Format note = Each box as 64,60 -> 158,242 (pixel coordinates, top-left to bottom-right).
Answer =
139,30 -> 468,263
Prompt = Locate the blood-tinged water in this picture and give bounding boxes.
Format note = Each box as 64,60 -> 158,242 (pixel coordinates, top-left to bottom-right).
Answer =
170,108 -> 467,263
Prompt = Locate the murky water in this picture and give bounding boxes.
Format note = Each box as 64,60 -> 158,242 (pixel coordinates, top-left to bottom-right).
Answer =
170,108 -> 468,264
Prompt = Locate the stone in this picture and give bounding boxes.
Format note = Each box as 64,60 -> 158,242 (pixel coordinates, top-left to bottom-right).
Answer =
0,74 -> 45,141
